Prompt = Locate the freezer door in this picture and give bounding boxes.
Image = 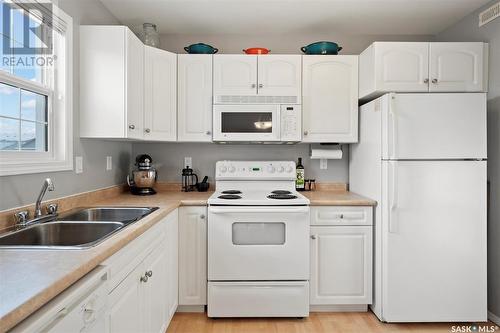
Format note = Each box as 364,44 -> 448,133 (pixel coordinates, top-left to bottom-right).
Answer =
381,160 -> 487,322
382,93 -> 487,160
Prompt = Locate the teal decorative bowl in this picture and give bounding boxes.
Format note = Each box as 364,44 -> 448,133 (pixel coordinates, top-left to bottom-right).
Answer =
184,43 -> 218,54
301,41 -> 342,55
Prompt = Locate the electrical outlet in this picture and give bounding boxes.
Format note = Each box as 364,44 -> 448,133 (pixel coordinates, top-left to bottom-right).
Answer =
106,156 -> 112,171
184,157 -> 192,168
75,156 -> 83,174
320,158 -> 328,170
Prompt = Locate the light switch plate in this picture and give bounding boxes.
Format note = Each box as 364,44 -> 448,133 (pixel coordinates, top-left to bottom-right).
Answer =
320,158 -> 328,170
184,157 -> 192,168
106,156 -> 112,171
75,156 -> 83,174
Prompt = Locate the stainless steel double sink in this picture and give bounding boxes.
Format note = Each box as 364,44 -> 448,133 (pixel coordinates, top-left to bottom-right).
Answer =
0,207 -> 159,249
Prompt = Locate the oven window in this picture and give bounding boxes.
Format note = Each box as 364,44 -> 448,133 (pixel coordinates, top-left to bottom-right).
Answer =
232,222 -> 285,245
221,112 -> 273,133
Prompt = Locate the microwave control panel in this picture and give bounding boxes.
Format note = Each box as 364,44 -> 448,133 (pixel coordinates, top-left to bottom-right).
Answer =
280,105 -> 302,142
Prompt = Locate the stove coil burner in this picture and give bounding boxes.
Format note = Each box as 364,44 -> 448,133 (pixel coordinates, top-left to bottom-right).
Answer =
271,190 -> 292,195
221,190 -> 242,194
267,194 -> 298,200
218,194 -> 242,200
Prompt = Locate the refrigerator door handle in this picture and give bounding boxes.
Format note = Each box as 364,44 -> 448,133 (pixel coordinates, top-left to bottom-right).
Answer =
389,94 -> 397,159
389,162 -> 399,233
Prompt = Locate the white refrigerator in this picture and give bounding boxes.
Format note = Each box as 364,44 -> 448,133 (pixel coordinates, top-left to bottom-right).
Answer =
350,93 -> 487,322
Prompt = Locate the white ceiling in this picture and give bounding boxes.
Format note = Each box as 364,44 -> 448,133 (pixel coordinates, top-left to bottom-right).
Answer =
98,0 -> 489,36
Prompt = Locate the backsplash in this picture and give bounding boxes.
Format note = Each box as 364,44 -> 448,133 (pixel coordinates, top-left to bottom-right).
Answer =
131,142 -> 349,185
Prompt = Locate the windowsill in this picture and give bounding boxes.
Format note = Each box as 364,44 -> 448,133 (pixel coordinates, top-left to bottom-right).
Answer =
0,159 -> 73,176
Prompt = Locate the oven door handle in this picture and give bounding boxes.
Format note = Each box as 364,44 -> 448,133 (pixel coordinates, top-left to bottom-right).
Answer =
209,207 -> 310,214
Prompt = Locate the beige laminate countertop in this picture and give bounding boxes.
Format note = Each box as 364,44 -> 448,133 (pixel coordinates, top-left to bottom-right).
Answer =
0,190 -> 375,331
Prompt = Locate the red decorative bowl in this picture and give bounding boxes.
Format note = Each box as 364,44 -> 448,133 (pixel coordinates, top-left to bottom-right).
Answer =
243,48 -> 270,54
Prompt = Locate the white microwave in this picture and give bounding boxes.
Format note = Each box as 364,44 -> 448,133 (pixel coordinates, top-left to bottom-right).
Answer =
213,104 -> 301,143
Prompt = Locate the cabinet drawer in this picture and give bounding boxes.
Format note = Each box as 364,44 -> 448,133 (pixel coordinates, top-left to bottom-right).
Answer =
311,206 -> 372,226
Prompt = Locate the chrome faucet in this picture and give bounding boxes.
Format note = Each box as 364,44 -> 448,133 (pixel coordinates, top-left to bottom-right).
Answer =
34,178 -> 55,218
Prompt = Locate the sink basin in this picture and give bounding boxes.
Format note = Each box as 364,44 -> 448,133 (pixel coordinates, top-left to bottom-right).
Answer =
58,207 -> 158,224
0,222 -> 124,249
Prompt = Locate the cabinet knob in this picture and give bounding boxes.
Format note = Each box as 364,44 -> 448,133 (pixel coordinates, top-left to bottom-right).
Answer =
432,78 -> 438,84
251,83 -> 256,88
206,131 -> 211,135
140,275 -> 148,283
146,270 -> 153,278
129,124 -> 135,130
258,83 -> 263,88
200,214 -> 205,219
311,235 -> 317,240
303,131 -> 308,136
423,78 -> 429,84
145,128 -> 151,133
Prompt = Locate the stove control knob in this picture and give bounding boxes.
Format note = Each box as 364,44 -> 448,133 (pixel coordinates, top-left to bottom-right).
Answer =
219,165 -> 227,173
277,166 -> 285,173
286,166 -> 293,173
267,165 -> 276,173
228,166 -> 236,173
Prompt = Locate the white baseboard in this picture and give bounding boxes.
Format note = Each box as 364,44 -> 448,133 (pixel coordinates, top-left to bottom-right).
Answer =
176,305 -> 206,313
489,311 -> 500,325
310,304 -> 368,312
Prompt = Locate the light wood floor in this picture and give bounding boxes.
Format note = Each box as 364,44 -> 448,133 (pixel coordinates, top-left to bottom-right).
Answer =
166,311 -> 497,333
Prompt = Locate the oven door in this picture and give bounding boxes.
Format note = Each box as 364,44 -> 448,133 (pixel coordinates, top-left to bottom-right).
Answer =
213,104 -> 280,142
208,206 -> 310,280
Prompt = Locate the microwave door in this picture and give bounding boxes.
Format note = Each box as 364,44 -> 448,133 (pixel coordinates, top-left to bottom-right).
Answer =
213,105 -> 280,141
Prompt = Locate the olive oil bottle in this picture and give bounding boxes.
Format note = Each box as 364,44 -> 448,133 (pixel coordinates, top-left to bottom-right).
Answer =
296,157 -> 305,191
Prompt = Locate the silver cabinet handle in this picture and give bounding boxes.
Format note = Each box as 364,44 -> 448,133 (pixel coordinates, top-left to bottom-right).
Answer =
251,83 -> 256,88
145,128 -> 151,133
140,275 -> 148,283
146,270 -> 153,278
129,124 -> 135,130
200,214 -> 206,219
206,131 -> 211,135
423,78 -> 429,83
304,131 -> 308,135
340,214 -> 344,219
258,83 -> 263,88
311,235 -> 317,240
432,79 -> 438,84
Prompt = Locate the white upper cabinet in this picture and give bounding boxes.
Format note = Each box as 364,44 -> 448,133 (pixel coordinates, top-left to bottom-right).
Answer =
257,55 -> 302,102
429,42 -> 488,92
144,46 -> 177,141
178,54 -> 213,142
359,42 -> 488,101
213,55 -> 258,99
80,26 -> 144,139
213,55 -> 301,103
302,55 -> 359,143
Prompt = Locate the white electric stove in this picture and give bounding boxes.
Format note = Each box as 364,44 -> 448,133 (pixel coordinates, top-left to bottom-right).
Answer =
207,161 -> 310,318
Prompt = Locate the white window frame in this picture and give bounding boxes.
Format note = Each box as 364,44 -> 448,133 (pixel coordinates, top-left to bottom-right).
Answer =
0,4 -> 73,176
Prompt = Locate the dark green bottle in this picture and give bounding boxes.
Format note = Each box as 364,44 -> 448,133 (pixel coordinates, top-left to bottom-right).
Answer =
296,157 -> 305,191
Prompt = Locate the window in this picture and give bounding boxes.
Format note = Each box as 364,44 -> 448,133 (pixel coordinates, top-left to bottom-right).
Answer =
0,0 -> 72,175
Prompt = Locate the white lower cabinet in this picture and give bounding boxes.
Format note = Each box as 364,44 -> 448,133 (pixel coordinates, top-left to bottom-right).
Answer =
310,206 -> 373,309
179,206 -> 207,307
105,209 -> 178,333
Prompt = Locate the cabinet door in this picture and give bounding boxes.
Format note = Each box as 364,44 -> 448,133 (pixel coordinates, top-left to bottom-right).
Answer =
213,55 -> 257,100
125,28 -> 144,139
106,263 -> 144,333
144,46 -> 177,141
257,55 -> 301,102
374,42 -> 429,92
178,54 -> 213,142
143,245 -> 167,333
165,211 -> 179,322
302,55 -> 358,143
310,226 -> 372,305
179,207 -> 207,305
429,42 -> 487,92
